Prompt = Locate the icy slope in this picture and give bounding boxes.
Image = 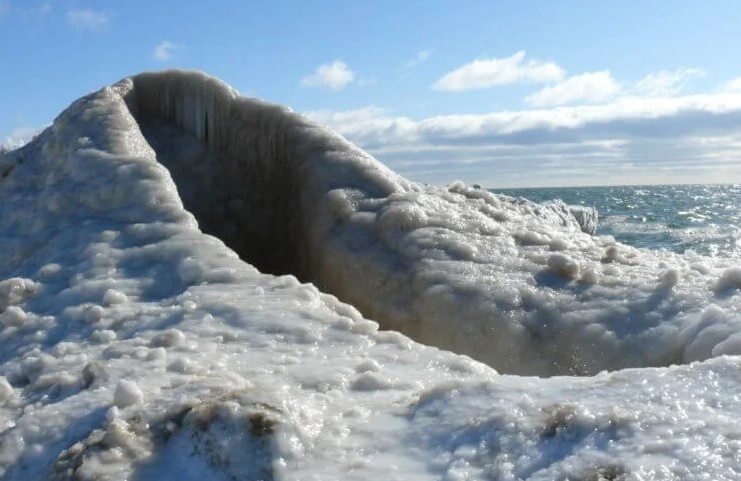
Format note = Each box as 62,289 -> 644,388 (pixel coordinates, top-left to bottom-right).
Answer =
0,70 -> 739,480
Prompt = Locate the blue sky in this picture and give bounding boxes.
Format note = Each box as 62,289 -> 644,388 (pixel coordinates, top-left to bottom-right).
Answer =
2,0 -> 741,187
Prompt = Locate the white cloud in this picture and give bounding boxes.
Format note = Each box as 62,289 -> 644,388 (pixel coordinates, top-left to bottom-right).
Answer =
306,92 -> 741,186
525,71 -> 621,107
632,67 -> 705,97
432,51 -> 565,91
153,41 -> 177,61
403,49 -> 433,70
307,106 -> 418,146
66,8 -> 109,31
313,93 -> 741,148
0,1 -> 10,16
301,60 -> 355,90
722,77 -> 741,92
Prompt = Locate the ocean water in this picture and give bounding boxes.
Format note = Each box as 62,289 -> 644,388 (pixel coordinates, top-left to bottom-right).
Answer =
494,184 -> 741,260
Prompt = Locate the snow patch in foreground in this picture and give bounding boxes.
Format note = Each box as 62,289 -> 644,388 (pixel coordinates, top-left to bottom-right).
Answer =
0,70 -> 740,479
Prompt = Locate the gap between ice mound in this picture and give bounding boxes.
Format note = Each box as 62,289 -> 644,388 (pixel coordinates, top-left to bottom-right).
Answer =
117,71 -> 741,376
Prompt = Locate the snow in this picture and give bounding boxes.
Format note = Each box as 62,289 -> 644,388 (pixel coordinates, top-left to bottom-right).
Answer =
0,306 -> 27,327
102,288 -> 128,306
0,69 -> 739,479
717,266 -> 741,292
0,377 -> 13,401
113,379 -> 144,408
150,328 -> 186,348
546,252 -> 581,280
658,268 -> 681,288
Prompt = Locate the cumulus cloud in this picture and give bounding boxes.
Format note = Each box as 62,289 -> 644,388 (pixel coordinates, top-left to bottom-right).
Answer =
301,60 -> 355,90
306,92 -> 741,186
433,51 -> 564,91
153,41 -> 177,61
632,68 -> 705,97
66,8 -> 109,31
525,71 -> 621,107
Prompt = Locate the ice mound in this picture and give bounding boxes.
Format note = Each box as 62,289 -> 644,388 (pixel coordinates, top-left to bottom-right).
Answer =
1,70 -> 740,479
120,71 -> 737,376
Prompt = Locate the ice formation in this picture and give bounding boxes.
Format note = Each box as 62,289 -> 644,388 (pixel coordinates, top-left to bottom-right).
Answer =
566,204 -> 598,235
0,70 -> 740,480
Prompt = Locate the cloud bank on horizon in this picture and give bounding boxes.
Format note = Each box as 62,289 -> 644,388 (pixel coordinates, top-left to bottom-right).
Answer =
309,57 -> 741,187
1,1 -> 741,187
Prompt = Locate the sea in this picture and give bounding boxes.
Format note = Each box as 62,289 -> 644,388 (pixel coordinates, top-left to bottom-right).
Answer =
493,184 -> 741,260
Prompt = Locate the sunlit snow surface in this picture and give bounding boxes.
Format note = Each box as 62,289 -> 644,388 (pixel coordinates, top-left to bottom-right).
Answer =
0,71 -> 740,480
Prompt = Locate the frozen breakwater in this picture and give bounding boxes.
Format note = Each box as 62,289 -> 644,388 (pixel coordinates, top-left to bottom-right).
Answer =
0,70 -> 740,480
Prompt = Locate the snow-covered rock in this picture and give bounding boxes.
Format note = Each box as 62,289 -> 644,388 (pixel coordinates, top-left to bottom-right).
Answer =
0,70 -> 739,479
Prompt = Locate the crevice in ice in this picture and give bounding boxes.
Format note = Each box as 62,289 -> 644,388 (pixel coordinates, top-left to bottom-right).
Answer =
123,72 -> 402,282
127,78 -> 306,279
137,118 -> 303,277
121,71 -> 412,328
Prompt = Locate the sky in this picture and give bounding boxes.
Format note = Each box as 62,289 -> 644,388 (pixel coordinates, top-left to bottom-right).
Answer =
2,1 -> 741,187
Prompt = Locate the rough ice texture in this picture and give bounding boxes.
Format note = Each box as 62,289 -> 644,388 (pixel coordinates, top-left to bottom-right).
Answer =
113,379 -> 143,408
0,70 -> 740,480
566,204 -> 598,235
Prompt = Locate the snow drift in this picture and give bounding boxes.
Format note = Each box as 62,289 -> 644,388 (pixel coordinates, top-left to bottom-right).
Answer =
1,70 -> 741,479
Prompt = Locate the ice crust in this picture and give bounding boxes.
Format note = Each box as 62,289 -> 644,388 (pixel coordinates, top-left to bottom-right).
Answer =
0,70 -> 740,479
566,204 -> 598,235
